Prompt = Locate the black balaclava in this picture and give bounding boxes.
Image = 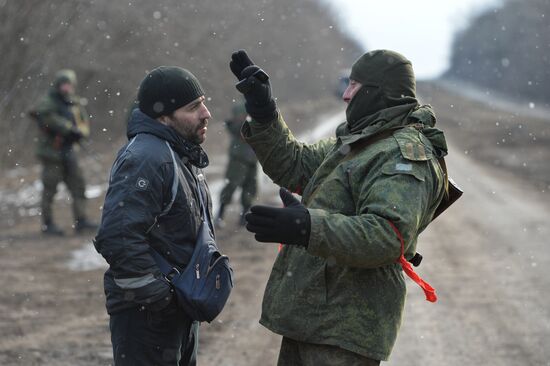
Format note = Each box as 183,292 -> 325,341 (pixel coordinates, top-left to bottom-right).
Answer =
346,50 -> 417,131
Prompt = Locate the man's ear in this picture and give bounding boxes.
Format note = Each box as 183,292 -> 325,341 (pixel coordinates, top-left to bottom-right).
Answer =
157,115 -> 170,125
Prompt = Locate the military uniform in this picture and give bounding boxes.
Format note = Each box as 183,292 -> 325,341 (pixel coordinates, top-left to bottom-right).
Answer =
243,105 -> 446,361
30,70 -> 93,234
236,50 -> 449,363
217,105 -> 258,225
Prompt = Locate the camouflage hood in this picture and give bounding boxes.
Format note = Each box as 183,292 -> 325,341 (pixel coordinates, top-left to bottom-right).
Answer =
408,104 -> 448,158
339,104 -> 448,159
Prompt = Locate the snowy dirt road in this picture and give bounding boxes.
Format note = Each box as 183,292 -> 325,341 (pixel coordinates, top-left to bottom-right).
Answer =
0,81 -> 549,365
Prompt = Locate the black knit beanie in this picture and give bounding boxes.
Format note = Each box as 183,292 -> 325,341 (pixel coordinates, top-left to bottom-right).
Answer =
138,66 -> 204,118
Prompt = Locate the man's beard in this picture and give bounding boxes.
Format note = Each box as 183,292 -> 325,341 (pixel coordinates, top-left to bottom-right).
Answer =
172,118 -> 208,145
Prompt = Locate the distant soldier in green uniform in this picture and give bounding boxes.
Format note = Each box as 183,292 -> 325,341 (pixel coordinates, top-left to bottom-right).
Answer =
230,50 -> 451,365
30,70 -> 97,235
216,103 -> 258,227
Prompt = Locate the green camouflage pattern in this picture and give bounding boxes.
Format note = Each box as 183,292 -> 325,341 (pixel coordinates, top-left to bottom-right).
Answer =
277,336 -> 380,366
40,154 -> 87,223
220,157 -> 257,208
242,105 -> 446,361
31,89 -> 90,161
225,116 -> 257,163
219,115 -> 258,209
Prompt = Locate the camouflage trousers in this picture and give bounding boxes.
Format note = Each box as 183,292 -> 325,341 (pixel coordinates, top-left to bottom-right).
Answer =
219,158 -> 257,211
40,154 -> 87,224
277,337 -> 380,366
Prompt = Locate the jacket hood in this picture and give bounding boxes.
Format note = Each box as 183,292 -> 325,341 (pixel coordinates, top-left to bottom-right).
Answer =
408,105 -> 448,158
127,109 -> 209,168
339,104 -> 448,157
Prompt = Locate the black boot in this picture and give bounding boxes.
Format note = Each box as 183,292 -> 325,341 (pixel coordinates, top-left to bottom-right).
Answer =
41,221 -> 65,236
74,218 -> 98,233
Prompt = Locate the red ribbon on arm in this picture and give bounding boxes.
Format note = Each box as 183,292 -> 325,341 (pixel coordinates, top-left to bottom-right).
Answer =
387,220 -> 437,303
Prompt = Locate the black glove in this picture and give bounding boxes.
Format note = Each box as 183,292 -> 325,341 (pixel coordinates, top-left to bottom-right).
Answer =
230,50 -> 278,124
245,187 -> 310,247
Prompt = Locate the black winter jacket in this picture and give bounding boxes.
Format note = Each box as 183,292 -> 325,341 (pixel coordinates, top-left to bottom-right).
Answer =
94,109 -> 213,314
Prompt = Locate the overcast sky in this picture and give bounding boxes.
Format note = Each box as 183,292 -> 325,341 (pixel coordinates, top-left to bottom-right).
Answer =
322,0 -> 503,79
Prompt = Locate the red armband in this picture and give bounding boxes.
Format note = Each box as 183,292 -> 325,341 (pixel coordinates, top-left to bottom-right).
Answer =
388,220 -> 437,302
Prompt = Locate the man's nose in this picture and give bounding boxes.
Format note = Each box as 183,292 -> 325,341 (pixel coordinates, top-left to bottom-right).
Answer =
342,89 -> 351,103
201,104 -> 212,119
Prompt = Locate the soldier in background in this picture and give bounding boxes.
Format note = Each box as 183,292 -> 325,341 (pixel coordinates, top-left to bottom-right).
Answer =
30,69 -> 96,235
216,103 -> 258,227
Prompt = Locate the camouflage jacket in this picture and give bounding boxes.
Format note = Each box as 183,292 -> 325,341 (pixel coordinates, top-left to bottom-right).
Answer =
225,117 -> 257,163
30,89 -> 90,161
242,105 -> 447,361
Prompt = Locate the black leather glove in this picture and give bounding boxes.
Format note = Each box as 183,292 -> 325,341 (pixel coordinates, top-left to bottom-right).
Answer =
230,50 -> 278,124
245,187 -> 310,247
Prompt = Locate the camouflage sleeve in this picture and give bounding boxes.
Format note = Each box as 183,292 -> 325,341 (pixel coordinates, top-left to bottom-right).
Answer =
33,98 -> 76,137
307,149 -> 440,268
241,114 -> 336,193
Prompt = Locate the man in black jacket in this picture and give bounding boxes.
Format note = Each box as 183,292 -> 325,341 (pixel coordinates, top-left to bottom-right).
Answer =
94,66 -> 213,366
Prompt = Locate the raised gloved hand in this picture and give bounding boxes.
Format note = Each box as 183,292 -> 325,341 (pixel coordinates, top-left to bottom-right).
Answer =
230,50 -> 278,124
245,187 -> 310,247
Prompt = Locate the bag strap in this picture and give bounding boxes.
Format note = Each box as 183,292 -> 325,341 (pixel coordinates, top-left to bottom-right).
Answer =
147,141 -> 211,275
161,141 -> 183,217
432,157 -> 463,220
153,141 -> 213,231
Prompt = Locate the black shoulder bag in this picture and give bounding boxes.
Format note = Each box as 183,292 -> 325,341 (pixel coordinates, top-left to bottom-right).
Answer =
148,142 -> 234,322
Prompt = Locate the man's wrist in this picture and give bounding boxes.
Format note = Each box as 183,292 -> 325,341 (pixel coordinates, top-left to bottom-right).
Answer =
245,99 -> 278,124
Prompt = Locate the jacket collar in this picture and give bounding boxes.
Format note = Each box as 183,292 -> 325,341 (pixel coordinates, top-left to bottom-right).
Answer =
338,104 -> 448,157
127,109 -> 209,168
338,103 -> 417,145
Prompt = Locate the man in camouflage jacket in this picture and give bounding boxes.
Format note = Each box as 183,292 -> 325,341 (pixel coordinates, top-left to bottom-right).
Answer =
229,50 -> 448,364
30,70 -> 96,235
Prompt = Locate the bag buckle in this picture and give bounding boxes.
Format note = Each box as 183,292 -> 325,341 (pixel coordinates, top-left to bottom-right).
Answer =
164,267 -> 180,283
